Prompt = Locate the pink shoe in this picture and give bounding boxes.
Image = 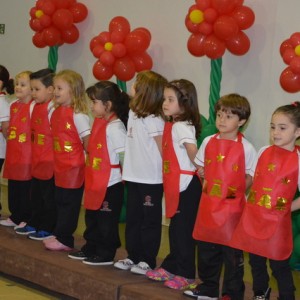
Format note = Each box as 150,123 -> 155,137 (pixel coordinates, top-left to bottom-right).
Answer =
43,236 -> 56,245
45,238 -> 72,251
146,267 -> 174,281
164,275 -> 197,290
0,218 -> 17,227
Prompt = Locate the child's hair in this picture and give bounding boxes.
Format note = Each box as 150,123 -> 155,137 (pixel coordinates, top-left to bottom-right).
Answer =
165,79 -> 201,138
0,65 -> 14,94
215,93 -> 251,123
273,101 -> 300,128
54,69 -> 89,114
30,68 -> 55,87
130,70 -> 168,118
15,71 -> 32,81
86,81 -> 130,128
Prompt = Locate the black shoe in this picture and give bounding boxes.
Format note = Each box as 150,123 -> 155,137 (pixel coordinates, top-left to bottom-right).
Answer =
68,250 -> 87,260
82,255 -> 114,266
253,287 -> 271,300
184,286 -> 218,299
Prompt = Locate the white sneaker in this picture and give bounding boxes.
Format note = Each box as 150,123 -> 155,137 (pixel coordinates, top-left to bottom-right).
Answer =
114,258 -> 135,270
14,222 -> 27,230
0,218 -> 17,227
131,261 -> 151,275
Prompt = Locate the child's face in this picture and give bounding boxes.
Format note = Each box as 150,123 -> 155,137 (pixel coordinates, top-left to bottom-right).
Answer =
31,79 -> 54,104
53,78 -> 72,106
14,74 -> 31,103
90,99 -> 107,118
216,108 -> 245,139
270,112 -> 300,151
162,88 -> 182,118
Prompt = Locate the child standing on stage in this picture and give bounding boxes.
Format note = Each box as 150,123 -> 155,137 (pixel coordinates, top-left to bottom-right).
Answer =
186,94 -> 256,300
43,69 -> 90,251
0,65 -> 14,215
68,81 -> 129,265
146,79 -> 201,290
231,102 -> 300,300
0,71 -> 34,228
15,69 -> 56,240
114,70 -> 167,275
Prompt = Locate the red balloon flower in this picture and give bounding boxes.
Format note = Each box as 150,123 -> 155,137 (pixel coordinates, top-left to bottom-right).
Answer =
29,0 -> 88,48
185,0 -> 255,59
279,32 -> 300,93
90,16 -> 153,81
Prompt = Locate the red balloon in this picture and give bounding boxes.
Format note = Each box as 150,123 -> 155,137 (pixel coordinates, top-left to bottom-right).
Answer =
98,31 -> 111,44
100,51 -> 115,66
109,16 -> 130,35
29,18 -> 43,32
134,27 -> 152,41
113,57 -> 136,81
188,4 -> 200,14
198,22 -> 213,35
39,0 -> 56,16
52,9 -> 74,30
290,57 -> 300,75
90,36 -> 102,51
214,16 -> 239,40
212,0 -> 238,14
131,52 -> 153,72
226,31 -> 250,55
187,34 -> 206,57
40,15 -> 52,28
280,39 -> 293,57
69,3 -> 88,23
289,32 -> 300,48
204,8 -> 218,23
282,48 -> 296,65
196,0 -> 211,10
92,45 -> 105,58
61,25 -> 79,44
43,26 -> 61,46
112,43 -> 127,58
280,67 -> 300,93
32,31 -> 47,48
231,5 -> 255,30
204,34 -> 226,59
185,15 -> 199,34
30,7 -> 37,18
111,30 -> 127,43
125,30 -> 150,54
52,0 -> 76,9
36,0 -> 45,10
93,60 -> 113,80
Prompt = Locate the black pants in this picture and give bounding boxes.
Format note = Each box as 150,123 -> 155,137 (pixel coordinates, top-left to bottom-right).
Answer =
82,182 -> 124,260
161,176 -> 202,279
197,241 -> 245,300
28,177 -> 56,233
249,253 -> 295,300
8,179 -> 32,225
54,185 -> 83,248
125,181 -> 163,269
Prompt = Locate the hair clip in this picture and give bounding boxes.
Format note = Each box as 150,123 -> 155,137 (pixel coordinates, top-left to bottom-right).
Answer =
291,102 -> 298,107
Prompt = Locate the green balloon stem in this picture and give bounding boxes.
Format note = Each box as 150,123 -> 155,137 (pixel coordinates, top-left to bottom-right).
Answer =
117,78 -> 127,92
208,58 -> 222,125
48,46 -> 59,72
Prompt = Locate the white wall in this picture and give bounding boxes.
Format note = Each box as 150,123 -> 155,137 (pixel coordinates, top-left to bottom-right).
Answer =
0,0 -> 299,150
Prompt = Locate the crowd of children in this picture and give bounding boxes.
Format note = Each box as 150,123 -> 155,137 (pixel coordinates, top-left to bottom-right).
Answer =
0,65 -> 299,300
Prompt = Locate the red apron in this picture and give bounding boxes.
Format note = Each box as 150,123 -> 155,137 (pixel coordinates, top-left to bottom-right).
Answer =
163,122 -> 197,218
51,106 -> 85,188
193,133 -> 246,245
31,100 -> 54,180
230,145 -> 298,260
84,117 -> 121,210
3,100 -> 33,180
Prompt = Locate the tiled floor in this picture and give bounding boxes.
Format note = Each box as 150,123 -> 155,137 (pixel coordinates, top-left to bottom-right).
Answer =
0,183 -> 299,299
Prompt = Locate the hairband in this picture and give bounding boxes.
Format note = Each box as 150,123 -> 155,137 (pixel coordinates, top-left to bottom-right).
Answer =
291,102 -> 298,107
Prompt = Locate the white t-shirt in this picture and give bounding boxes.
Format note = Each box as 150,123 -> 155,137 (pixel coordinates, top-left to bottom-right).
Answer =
0,94 -> 9,158
194,134 -> 257,175
172,121 -> 197,192
106,119 -> 126,186
122,109 -> 164,184
253,145 -> 300,189
74,112 -> 91,140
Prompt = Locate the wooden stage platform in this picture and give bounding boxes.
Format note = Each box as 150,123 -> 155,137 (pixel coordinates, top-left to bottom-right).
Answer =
0,225 -> 291,300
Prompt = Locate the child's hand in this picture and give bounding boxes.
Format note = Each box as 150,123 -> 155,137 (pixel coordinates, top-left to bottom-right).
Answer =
197,166 -> 205,177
